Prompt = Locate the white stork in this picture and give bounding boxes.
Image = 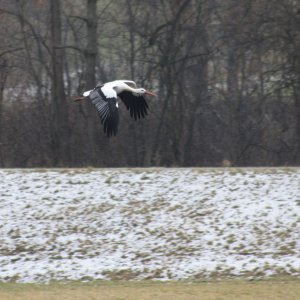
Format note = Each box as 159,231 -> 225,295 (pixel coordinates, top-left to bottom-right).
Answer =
75,80 -> 156,137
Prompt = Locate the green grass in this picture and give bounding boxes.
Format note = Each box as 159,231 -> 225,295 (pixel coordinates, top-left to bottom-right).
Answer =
0,277 -> 299,300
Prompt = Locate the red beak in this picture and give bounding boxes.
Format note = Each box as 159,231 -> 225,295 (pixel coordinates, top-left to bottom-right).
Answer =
145,90 -> 157,97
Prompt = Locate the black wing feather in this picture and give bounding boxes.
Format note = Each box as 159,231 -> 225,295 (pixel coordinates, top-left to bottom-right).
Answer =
118,91 -> 149,120
89,88 -> 119,137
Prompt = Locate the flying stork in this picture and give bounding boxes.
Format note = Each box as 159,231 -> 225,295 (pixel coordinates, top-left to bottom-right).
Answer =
75,80 -> 156,137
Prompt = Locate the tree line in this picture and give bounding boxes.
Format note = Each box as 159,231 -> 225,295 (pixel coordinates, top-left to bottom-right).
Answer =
0,0 -> 300,167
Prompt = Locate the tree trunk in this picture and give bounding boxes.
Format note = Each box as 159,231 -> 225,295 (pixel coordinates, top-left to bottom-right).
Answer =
82,0 -> 98,164
224,47 -> 240,165
86,0 -> 97,88
50,0 -> 70,166
293,86 -> 300,164
0,59 -> 8,167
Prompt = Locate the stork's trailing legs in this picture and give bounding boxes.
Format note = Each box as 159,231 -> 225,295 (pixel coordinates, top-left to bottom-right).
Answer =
74,96 -> 87,102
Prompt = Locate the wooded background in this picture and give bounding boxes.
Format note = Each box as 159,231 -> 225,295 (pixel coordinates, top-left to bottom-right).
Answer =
1,0 -> 300,167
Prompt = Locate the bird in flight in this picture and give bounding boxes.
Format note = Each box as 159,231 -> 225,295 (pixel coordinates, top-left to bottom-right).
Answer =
75,80 -> 156,137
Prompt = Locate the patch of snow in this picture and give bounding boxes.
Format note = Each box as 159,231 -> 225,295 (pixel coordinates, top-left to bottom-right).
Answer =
0,168 -> 299,282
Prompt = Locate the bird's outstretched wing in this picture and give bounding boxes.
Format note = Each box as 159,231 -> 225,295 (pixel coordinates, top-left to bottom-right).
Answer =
118,91 -> 149,120
89,87 -> 119,137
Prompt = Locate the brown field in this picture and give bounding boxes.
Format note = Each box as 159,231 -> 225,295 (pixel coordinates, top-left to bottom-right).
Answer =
0,278 -> 299,300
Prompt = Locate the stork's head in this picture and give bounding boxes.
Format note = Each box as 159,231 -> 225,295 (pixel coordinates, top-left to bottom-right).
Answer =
136,88 -> 156,97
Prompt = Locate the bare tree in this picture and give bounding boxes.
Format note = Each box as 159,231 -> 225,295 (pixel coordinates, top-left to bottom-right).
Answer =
0,0 -> 299,167
50,0 -> 70,165
0,58 -> 8,166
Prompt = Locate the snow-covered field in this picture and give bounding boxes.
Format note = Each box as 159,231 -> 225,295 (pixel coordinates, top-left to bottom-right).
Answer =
0,168 -> 299,282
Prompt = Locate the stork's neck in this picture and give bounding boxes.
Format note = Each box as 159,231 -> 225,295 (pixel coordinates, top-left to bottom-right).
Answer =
114,83 -> 136,94
117,84 -> 142,95
125,86 -> 140,93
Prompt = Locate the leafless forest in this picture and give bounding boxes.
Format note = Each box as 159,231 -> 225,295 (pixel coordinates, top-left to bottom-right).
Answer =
0,0 -> 300,167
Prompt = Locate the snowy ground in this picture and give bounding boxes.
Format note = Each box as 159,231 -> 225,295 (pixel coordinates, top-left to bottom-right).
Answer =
0,168 -> 299,282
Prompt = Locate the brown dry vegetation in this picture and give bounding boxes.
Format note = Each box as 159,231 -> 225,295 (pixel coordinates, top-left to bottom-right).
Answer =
0,279 -> 300,300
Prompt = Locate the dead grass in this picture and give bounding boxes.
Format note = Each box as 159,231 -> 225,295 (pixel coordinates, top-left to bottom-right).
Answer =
0,278 -> 299,300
